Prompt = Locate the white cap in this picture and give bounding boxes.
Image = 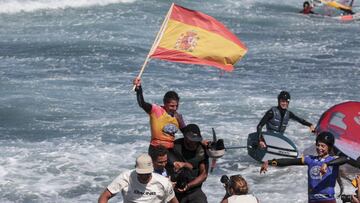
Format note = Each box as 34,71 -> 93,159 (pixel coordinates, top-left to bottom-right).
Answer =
135,154 -> 154,174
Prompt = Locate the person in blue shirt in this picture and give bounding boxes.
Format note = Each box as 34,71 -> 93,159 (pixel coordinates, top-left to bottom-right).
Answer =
260,132 -> 339,203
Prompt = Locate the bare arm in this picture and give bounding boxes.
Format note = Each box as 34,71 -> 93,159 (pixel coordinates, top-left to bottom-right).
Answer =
98,189 -> 114,203
187,161 -> 208,189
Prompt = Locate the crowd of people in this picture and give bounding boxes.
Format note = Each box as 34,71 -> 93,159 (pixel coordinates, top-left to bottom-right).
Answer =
97,77 -> 359,203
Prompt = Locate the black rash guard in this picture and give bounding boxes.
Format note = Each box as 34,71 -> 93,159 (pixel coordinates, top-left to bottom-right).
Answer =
268,157 -> 304,166
326,156 -> 349,166
135,85 -> 152,114
257,106 -> 313,138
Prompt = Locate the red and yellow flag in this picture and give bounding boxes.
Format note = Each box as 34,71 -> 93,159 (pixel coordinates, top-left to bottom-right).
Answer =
149,4 -> 248,72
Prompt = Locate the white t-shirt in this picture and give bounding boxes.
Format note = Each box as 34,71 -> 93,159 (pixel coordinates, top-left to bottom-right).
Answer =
107,170 -> 175,203
227,194 -> 258,203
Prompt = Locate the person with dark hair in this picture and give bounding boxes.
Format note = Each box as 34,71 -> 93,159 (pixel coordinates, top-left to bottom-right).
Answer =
167,124 -> 209,203
220,175 -> 258,203
300,1 -> 315,14
260,132 -> 343,203
149,145 -> 170,177
257,91 -> 315,148
133,77 -> 186,153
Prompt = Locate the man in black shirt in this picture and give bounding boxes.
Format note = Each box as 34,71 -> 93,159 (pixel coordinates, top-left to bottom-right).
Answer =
257,91 -> 315,148
167,124 -> 209,203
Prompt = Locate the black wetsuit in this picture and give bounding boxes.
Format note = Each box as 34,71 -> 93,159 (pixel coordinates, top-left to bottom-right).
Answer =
257,106 -> 313,139
135,85 -> 152,113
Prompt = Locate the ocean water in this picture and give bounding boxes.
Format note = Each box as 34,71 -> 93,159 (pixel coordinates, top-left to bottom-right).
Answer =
0,0 -> 359,202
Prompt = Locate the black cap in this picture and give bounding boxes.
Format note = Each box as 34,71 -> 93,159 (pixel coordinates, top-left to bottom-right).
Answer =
316,132 -> 335,148
183,124 -> 202,142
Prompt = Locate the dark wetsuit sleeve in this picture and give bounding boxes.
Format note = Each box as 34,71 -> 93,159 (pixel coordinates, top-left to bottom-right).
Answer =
135,86 -> 152,114
257,109 -> 273,140
289,111 -> 312,127
269,158 -> 304,166
326,156 -> 349,166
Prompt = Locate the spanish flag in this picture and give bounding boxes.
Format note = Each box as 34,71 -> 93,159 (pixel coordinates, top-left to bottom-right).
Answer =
149,4 -> 248,72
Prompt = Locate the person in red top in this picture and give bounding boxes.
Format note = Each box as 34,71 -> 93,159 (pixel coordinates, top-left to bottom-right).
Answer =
300,1 -> 315,14
133,77 -> 186,153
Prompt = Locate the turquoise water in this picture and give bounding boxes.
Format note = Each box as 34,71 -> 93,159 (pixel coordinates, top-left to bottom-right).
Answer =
0,0 -> 359,202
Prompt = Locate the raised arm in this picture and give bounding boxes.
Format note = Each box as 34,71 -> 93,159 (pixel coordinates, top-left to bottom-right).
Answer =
133,77 -> 152,113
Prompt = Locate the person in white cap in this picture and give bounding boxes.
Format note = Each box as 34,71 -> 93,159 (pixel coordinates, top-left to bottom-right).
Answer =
98,154 -> 178,203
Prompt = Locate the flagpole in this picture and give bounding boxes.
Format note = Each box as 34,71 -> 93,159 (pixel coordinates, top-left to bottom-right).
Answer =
132,3 -> 175,91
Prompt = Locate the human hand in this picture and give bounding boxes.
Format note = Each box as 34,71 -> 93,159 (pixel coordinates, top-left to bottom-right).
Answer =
202,139 -> 210,147
260,161 -> 269,174
176,184 -> 189,193
259,141 -> 267,149
309,125 -> 316,133
320,163 -> 328,176
173,161 -> 185,172
133,77 -> 141,87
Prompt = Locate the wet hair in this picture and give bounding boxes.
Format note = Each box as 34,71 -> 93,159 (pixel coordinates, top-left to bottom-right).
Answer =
163,91 -> 180,104
149,145 -> 168,161
230,175 -> 249,195
303,1 -> 310,7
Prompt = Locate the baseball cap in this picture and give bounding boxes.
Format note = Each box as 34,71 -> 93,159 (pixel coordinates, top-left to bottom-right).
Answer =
135,154 -> 154,174
183,124 -> 203,142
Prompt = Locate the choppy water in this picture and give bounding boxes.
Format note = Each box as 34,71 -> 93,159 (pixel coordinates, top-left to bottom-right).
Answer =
0,0 -> 359,202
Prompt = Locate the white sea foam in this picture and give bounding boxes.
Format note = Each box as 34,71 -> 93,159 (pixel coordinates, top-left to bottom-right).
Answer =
0,0 -> 136,14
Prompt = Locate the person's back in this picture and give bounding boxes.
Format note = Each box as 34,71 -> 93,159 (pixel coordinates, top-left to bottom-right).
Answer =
221,175 -> 258,203
227,194 -> 257,203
